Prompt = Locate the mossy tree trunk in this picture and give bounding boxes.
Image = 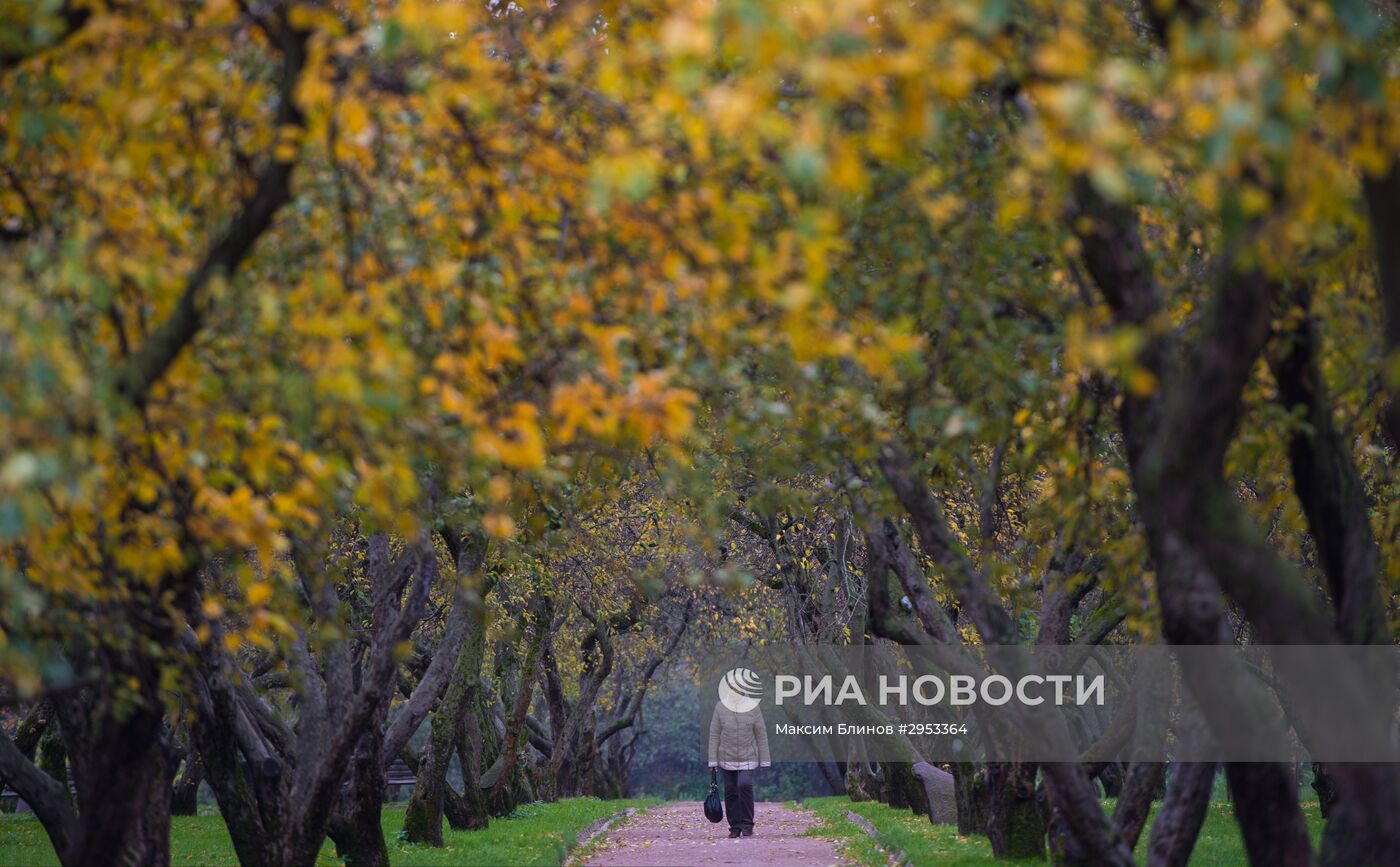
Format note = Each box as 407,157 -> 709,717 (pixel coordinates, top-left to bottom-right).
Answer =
35,724 -> 68,796
444,679 -> 494,831
56,683 -> 174,867
985,761 -> 1044,860
327,729 -> 390,867
171,749 -> 203,817
885,762 -> 927,816
950,761 -> 985,836
403,612 -> 490,844
879,762 -> 907,809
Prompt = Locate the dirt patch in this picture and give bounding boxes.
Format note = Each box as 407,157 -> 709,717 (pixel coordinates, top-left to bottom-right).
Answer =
583,801 -> 850,867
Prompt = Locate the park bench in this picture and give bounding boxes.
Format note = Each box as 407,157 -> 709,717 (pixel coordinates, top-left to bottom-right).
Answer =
384,759 -> 417,801
0,784 -> 27,813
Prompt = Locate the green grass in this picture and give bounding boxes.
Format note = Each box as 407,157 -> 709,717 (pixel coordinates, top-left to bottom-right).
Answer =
792,799 -> 898,866
1176,798 -> 1324,867
800,797 -> 1041,866
0,798 -> 659,867
799,795 -> 1326,866
0,794 -> 1324,865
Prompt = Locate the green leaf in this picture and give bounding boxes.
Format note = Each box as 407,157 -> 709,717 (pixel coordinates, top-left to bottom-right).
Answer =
1335,0 -> 1382,40
977,0 -> 1012,34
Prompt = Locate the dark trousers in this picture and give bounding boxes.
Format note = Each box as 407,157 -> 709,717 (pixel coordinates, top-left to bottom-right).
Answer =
721,768 -> 754,831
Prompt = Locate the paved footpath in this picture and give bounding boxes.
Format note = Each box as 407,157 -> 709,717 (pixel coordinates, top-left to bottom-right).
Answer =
582,801 -> 850,867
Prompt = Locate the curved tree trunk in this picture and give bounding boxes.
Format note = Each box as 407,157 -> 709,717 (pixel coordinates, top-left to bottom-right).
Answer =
1112,761 -> 1167,854
1147,762 -> 1215,867
486,622 -> 542,809
1070,136 -> 1323,867
0,703 -> 52,815
0,724 -> 78,860
190,678 -> 292,867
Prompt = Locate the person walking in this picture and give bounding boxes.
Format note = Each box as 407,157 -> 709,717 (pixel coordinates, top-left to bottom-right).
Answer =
708,670 -> 771,838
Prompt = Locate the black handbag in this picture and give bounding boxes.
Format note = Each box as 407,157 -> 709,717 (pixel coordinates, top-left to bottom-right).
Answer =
704,768 -> 724,823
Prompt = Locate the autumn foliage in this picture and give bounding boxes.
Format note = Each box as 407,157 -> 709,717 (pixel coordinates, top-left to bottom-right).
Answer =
1,0 -> 1399,865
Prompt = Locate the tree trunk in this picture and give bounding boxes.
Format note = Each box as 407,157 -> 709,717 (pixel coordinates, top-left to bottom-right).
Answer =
881,761 -> 909,809
1112,761 -> 1166,853
35,724 -> 68,793
453,672 -> 492,834
0,725 -> 78,859
188,685 -> 288,867
887,762 -> 926,816
171,751 -> 203,816
1318,763 -> 1400,867
0,703 -> 53,814
1312,762 -> 1336,819
1147,763 -> 1215,867
191,537 -> 444,867
443,777 -> 478,828
59,694 -> 174,867
402,737 -> 448,846
950,761 -> 985,836
1041,779 -> 1092,867
1225,763 -> 1313,867
845,748 -> 879,804
1361,161 -> 1400,456
1072,158 -> 1320,867
486,623 -> 543,808
328,730 -> 389,867
985,761 -> 1044,859
1039,765 -> 1127,867
447,679 -> 491,830
403,614 -> 488,844
1096,762 -> 1124,798
551,727 -> 581,799
816,761 -> 844,796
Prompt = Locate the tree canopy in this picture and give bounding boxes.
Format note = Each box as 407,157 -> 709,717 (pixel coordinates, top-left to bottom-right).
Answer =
2,1 -> 1399,865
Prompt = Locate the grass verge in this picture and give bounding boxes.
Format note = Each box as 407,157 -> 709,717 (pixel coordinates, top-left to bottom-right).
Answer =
0,797 -> 659,866
801,797 -> 1035,866
800,795 -> 1326,866
563,804 -> 651,866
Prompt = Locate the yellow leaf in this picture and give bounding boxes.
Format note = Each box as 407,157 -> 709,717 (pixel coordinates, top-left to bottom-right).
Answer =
484,511 -> 516,539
